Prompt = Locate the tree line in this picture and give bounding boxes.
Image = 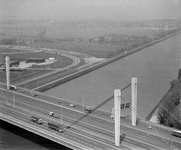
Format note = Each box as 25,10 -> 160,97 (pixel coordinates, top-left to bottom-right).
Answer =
157,69 -> 181,130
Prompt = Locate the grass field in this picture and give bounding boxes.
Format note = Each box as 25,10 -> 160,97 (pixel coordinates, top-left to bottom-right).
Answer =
0,23 -> 157,58
0,23 -> 155,38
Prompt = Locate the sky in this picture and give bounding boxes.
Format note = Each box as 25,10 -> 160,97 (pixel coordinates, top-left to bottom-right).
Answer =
0,0 -> 181,21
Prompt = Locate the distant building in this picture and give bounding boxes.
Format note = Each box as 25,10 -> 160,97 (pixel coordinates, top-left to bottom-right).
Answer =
49,58 -> 55,60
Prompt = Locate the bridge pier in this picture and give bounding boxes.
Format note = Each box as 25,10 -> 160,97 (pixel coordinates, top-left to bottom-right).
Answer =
114,89 -> 121,147
5,56 -> 10,89
131,77 -> 137,126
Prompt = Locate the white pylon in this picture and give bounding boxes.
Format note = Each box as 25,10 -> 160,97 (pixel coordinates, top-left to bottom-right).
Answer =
5,56 -> 10,90
114,89 -> 121,147
131,77 -> 137,126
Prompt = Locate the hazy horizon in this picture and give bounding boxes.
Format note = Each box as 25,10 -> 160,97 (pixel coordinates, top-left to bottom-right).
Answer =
0,0 -> 181,21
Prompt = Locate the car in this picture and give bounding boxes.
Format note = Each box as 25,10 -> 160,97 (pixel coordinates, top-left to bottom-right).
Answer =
147,125 -> 152,129
85,106 -> 92,113
110,115 -> 127,120
69,103 -> 76,107
6,102 -> 12,108
64,126 -> 71,129
59,128 -> 65,133
110,115 -> 114,120
30,92 -> 38,97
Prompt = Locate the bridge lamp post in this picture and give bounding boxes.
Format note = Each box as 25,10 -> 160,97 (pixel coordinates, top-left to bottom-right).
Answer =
60,101 -> 63,126
13,91 -> 15,109
82,93 -> 84,111
37,80 -> 39,98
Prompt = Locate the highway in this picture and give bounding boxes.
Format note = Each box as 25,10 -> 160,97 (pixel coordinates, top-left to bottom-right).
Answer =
0,102 -> 125,150
0,85 -> 181,150
0,108 -> 89,150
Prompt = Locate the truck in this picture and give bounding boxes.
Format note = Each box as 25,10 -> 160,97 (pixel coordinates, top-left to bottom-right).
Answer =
49,112 -> 58,118
48,122 -> 64,133
31,116 -> 43,124
172,130 -> 181,138
10,85 -> 17,90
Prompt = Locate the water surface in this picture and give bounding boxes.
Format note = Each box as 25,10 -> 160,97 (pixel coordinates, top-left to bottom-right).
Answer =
45,34 -> 181,118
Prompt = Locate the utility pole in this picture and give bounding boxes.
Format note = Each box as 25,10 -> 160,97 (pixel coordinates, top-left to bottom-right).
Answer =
82,93 -> 84,111
114,89 -> 121,147
5,56 -> 10,90
61,101 -> 63,125
13,91 -> 15,109
131,77 -> 137,126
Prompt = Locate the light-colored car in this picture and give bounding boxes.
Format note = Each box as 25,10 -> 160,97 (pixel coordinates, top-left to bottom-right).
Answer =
85,106 -> 92,113
110,115 -> 114,120
147,125 -> 152,129
69,103 -> 76,107
59,128 -> 64,133
30,92 -> 38,97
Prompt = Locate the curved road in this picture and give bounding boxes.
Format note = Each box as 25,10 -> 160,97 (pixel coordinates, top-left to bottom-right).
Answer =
14,50 -> 81,87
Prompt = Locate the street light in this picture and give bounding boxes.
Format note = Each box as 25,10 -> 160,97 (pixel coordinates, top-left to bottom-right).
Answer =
60,101 -> 63,126
13,91 -> 15,109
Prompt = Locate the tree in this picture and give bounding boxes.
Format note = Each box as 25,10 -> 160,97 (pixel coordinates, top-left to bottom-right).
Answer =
0,38 -> 17,45
38,29 -> 46,39
167,103 -> 181,129
98,36 -> 105,43
157,79 -> 181,129
178,69 -> 181,80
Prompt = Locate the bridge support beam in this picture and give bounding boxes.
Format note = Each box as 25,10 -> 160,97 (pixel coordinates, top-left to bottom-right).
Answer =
5,56 -> 10,90
131,77 -> 137,126
114,89 -> 121,147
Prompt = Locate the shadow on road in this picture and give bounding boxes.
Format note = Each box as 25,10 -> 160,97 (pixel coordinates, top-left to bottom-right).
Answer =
120,133 -> 126,144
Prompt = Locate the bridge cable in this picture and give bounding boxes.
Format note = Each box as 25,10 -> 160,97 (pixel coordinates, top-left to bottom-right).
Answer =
131,104 -> 177,150
132,88 -> 178,150
66,83 -> 131,128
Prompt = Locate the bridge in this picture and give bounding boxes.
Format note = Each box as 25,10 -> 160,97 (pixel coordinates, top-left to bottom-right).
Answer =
0,83 -> 181,150
1,35 -> 181,149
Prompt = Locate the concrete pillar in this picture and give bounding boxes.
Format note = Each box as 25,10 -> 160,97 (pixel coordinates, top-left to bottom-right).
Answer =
114,89 -> 121,146
131,77 -> 137,126
5,56 -> 10,90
